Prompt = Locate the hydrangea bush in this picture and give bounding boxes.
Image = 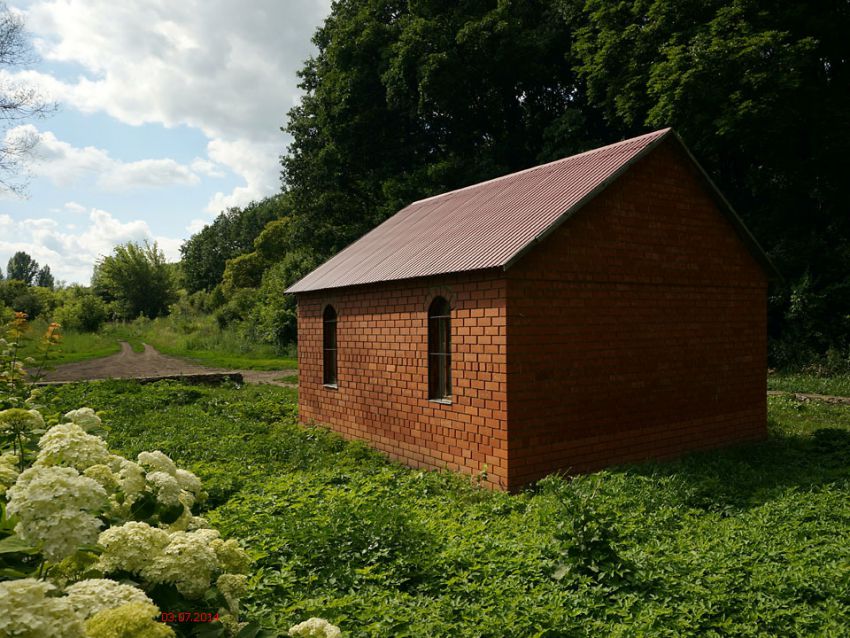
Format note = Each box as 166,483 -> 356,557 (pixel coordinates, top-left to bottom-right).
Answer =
0,316 -> 342,637
0,404 -> 342,638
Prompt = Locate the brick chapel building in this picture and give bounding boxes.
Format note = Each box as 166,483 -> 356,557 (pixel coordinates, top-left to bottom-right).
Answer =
286,128 -> 775,490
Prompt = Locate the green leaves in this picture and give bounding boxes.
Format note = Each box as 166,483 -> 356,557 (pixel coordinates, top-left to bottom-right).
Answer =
92,240 -> 176,320
0,533 -> 38,555
35,379 -> 850,636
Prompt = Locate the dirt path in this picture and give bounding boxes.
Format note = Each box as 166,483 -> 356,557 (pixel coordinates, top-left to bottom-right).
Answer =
40,342 -> 297,387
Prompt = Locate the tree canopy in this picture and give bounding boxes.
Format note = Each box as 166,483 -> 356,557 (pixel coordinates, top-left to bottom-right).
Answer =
6,251 -> 38,285
281,0 -> 609,259
570,0 -> 850,362
180,195 -> 289,293
93,241 -> 176,320
272,0 -> 850,364
35,264 -> 53,289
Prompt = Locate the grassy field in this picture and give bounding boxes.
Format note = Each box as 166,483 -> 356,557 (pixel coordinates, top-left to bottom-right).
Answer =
15,318 -> 123,367
11,316 -> 296,372
112,315 -> 297,370
768,372 -> 850,397
36,379 -> 850,637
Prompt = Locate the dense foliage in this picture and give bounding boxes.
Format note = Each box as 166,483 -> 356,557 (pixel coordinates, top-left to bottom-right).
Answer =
257,0 -> 850,367
92,241 -> 176,320
6,251 -> 39,286
180,196 -> 289,294
0,321 -> 336,638
282,0 -> 608,260
568,0 -> 850,367
32,379 -> 850,636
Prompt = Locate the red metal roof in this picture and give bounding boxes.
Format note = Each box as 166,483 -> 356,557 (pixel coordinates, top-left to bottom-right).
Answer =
287,128 -> 677,294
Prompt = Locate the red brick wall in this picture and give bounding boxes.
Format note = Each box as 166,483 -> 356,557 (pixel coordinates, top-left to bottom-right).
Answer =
505,137 -> 768,488
296,272 -> 509,488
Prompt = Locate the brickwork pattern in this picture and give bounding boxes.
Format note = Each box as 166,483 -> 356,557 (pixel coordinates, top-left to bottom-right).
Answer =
297,272 -> 509,488
295,137 -> 768,490
505,138 -> 768,488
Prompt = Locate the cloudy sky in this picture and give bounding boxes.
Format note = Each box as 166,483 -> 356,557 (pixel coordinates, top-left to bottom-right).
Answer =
0,0 -> 331,283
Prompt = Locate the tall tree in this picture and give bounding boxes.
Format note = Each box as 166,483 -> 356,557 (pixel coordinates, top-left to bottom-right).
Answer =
35,264 -> 53,289
6,250 -> 38,285
282,0 -> 604,260
93,241 -> 176,319
180,195 -> 289,292
570,0 -> 850,362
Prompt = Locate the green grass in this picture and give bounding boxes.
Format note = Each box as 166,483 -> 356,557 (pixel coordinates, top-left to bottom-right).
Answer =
15,318 -> 122,367
115,315 -> 296,370
36,381 -> 850,637
102,324 -> 145,353
768,372 -> 850,397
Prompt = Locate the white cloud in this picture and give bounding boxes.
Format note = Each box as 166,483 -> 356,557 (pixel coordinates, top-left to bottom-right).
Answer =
104,158 -> 199,190
0,207 -> 182,283
63,201 -> 86,214
15,0 -> 330,212
204,137 -> 279,212
7,124 -> 206,190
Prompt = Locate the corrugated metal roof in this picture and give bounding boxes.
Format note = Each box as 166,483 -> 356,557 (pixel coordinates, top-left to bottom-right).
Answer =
287,128 -> 737,294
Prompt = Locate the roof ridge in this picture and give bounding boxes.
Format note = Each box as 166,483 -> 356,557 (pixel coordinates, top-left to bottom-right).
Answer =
409,128 -> 671,206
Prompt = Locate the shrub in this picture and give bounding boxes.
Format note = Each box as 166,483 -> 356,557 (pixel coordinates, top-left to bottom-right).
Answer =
55,293 -> 108,333
0,405 -> 255,636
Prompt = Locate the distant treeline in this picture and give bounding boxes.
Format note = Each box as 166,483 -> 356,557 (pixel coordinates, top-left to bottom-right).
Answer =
176,1 -> 850,370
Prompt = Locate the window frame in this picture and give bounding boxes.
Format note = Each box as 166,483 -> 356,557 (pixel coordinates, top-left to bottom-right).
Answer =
322,304 -> 338,388
427,296 -> 451,402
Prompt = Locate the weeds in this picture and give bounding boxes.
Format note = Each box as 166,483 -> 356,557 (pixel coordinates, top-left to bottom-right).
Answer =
33,380 -> 850,637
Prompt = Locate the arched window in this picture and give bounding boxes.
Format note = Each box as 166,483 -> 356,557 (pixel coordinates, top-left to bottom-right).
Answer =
323,305 -> 337,386
428,296 -> 451,400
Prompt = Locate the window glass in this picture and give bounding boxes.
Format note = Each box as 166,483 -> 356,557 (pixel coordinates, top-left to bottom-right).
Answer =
323,305 -> 337,386
428,297 -> 451,400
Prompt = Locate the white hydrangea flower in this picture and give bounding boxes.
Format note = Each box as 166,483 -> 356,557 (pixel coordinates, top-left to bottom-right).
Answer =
0,407 -> 43,435
116,458 -> 147,497
63,407 -> 102,431
85,601 -> 174,638
35,422 -> 111,471
137,450 -> 177,476
289,617 -> 343,638
0,452 -> 19,496
65,578 -> 154,619
215,574 -> 248,615
83,464 -> 119,491
149,529 -> 221,598
187,515 -> 210,530
175,468 -> 202,494
0,578 -> 86,638
211,537 -> 251,574
216,573 -> 248,614
27,408 -> 46,429
147,471 -> 182,506
6,465 -> 107,561
98,521 -> 170,575
179,487 -> 196,510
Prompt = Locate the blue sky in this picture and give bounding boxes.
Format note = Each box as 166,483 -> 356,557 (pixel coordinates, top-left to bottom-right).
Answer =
0,0 -> 331,283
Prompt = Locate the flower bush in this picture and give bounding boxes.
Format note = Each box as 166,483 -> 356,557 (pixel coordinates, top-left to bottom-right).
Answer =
0,316 -> 342,637
0,403 -> 342,638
